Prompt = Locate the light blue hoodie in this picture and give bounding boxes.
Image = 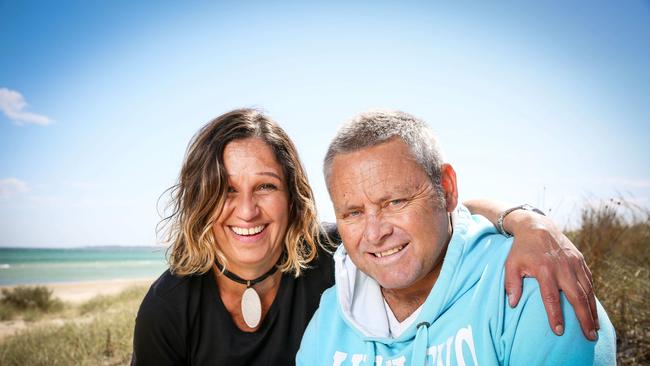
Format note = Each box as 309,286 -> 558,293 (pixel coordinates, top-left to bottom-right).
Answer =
297,206 -> 616,366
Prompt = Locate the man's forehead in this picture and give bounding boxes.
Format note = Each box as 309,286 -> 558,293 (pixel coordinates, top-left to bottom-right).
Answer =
331,147 -> 423,180
330,151 -> 428,204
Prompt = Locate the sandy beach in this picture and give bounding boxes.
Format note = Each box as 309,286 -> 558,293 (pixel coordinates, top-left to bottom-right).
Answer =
0,278 -> 155,341
0,277 -> 155,304
47,278 -> 155,303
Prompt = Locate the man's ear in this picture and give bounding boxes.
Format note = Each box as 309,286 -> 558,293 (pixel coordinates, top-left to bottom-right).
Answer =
440,164 -> 458,212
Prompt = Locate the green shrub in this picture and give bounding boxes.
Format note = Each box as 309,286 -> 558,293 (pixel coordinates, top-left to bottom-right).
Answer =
0,286 -> 64,313
0,303 -> 17,321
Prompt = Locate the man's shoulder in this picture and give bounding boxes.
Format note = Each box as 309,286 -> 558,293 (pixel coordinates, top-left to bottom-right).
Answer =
504,278 -> 616,365
316,285 -> 338,311
453,205 -> 513,259
304,285 -> 339,330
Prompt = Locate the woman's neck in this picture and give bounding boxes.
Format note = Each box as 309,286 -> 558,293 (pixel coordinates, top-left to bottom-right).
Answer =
213,264 -> 283,332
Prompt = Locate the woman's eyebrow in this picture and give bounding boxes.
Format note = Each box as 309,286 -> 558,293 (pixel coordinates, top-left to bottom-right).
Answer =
227,171 -> 282,180
256,171 -> 282,180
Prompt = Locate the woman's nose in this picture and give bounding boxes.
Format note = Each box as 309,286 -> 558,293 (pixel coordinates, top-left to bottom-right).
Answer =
235,192 -> 260,221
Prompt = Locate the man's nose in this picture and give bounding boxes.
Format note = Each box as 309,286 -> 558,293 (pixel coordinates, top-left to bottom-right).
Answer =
235,192 -> 260,221
362,213 -> 393,245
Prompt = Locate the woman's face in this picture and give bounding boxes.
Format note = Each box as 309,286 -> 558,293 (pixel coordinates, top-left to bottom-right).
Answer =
213,137 -> 290,277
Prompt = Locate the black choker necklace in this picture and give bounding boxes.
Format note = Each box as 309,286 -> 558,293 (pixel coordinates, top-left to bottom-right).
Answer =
214,260 -> 279,328
215,260 -> 279,287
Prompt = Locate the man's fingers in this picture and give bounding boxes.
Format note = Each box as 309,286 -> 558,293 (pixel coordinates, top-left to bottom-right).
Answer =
504,260 -> 523,307
537,274 -> 564,336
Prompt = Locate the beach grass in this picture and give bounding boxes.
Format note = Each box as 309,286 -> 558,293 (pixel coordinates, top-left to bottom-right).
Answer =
567,199 -> 650,365
0,285 -> 148,366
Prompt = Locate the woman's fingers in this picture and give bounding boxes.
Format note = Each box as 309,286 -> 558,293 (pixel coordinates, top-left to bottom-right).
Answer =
504,258 -> 523,307
559,268 -> 598,340
536,269 -> 565,335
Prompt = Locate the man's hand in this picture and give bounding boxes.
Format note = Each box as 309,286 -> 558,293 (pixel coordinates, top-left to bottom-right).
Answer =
504,210 -> 599,341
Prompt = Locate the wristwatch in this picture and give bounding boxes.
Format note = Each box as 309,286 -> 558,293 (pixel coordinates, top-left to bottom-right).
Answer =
496,204 -> 545,237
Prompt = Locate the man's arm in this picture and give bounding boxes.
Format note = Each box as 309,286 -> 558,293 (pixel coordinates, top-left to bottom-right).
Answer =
464,199 -> 599,340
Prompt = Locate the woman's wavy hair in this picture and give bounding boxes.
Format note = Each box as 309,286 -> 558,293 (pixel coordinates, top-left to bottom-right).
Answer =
160,108 -> 321,277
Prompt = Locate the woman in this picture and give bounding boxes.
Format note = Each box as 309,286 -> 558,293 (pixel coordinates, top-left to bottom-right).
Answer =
132,109 -> 597,365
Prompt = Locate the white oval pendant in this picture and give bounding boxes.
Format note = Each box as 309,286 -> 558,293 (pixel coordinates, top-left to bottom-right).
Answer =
241,287 -> 262,328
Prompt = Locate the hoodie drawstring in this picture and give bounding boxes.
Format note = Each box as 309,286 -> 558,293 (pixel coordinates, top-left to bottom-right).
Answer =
411,321 -> 430,366
365,340 -> 377,365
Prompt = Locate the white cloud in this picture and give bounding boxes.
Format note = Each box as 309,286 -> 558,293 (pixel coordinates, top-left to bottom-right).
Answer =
0,87 -> 53,126
0,178 -> 30,198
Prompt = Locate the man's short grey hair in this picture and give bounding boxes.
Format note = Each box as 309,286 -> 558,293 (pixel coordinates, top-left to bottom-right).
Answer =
324,109 -> 446,206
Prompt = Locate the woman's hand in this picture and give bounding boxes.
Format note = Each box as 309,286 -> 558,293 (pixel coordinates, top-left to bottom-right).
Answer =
504,210 -> 599,341
464,200 -> 599,341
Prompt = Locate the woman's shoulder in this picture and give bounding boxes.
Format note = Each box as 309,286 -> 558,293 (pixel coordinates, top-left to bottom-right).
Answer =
140,269 -> 208,310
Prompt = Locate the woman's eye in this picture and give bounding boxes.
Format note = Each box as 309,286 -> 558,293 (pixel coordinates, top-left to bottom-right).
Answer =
227,186 -> 236,193
258,183 -> 277,191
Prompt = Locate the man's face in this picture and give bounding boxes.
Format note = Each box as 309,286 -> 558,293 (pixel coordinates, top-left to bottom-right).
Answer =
328,138 -> 457,290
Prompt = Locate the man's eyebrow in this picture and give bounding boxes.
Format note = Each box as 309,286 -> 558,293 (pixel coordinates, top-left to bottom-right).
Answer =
337,203 -> 362,212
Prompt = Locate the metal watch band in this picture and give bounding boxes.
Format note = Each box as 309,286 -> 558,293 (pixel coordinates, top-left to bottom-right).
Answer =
496,204 -> 545,237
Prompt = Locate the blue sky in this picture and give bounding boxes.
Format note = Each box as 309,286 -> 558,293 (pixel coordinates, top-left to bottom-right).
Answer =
1,0 -> 649,247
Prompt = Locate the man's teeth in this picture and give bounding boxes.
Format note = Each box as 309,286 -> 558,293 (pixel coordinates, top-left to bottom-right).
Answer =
231,225 -> 265,236
374,245 -> 405,258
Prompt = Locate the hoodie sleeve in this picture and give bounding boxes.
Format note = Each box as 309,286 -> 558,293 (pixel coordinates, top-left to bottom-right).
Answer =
504,278 -> 616,366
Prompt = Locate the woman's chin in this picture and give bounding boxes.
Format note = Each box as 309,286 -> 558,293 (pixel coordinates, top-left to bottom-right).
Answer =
227,251 -> 280,272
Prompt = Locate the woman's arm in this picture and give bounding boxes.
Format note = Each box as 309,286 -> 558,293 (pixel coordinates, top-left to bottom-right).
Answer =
464,199 -> 599,341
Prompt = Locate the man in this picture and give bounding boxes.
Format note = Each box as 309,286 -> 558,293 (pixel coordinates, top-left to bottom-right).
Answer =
297,110 -> 615,365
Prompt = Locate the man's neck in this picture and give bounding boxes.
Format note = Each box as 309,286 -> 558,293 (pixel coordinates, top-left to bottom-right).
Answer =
381,247 -> 447,322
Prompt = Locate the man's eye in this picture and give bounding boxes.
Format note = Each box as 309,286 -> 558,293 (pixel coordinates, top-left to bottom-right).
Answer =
346,210 -> 361,218
388,199 -> 405,206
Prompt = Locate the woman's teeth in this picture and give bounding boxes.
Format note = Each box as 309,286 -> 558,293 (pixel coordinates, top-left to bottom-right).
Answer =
231,225 -> 265,236
374,245 -> 405,258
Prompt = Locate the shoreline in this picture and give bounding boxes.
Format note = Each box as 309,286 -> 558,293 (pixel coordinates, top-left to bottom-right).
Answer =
0,277 -> 156,304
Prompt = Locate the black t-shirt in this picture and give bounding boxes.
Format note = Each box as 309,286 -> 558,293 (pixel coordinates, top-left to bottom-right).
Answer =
131,247 -> 335,366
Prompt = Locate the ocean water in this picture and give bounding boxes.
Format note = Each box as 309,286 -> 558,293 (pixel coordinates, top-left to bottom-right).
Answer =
0,247 -> 168,285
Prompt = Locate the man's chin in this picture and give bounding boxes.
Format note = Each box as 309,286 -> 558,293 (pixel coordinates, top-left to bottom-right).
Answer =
376,278 -> 414,291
